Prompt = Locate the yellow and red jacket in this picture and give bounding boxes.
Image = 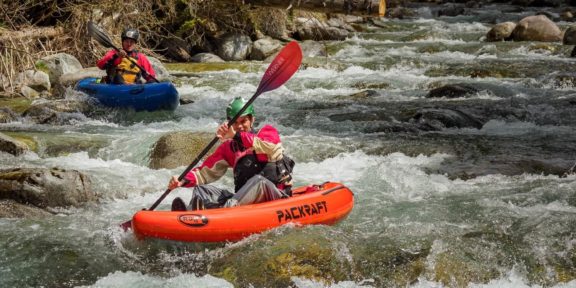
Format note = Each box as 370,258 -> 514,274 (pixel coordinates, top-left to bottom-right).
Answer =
97,50 -> 156,83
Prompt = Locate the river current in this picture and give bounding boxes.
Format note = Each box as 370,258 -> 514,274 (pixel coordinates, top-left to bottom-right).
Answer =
2,3 -> 576,288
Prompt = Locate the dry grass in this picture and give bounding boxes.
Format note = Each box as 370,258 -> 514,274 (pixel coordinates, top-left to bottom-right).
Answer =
0,0 -> 284,95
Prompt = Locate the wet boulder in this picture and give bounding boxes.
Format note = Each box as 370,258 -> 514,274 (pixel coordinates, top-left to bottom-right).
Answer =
438,4 -> 466,17
15,70 -> 51,98
0,199 -> 53,219
549,73 -> 576,87
427,84 -> 480,99
560,10 -> 574,21
294,17 -> 348,41
149,131 -> 213,169
486,22 -> 516,42
218,34 -> 253,61
0,132 -> 29,156
209,232 -> 354,287
23,99 -> 90,125
0,167 -> 95,208
326,17 -> 356,33
0,107 -> 18,123
160,37 -> 192,62
412,108 -> 484,130
510,15 -> 562,42
250,37 -> 283,61
191,53 -> 225,63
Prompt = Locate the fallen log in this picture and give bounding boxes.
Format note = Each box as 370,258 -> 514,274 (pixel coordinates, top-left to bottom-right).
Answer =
0,26 -> 64,42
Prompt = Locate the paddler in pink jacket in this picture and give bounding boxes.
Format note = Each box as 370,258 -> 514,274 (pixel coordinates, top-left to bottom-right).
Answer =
168,97 -> 295,211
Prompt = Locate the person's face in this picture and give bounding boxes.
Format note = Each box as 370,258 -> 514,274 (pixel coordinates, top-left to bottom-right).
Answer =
231,115 -> 254,132
122,38 -> 136,52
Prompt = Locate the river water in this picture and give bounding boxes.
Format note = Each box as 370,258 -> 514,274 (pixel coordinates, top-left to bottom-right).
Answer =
2,3 -> 576,288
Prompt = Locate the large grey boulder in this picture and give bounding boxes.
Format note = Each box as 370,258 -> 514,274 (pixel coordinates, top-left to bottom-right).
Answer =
149,132 -> 213,170
510,15 -> 562,42
191,53 -> 225,63
147,57 -> 171,82
160,37 -> 192,62
0,167 -> 95,208
250,37 -> 283,60
412,108 -> 484,130
486,22 -> 516,42
37,53 -> 83,85
295,17 -> 349,41
0,199 -> 53,219
16,70 -> 51,91
218,34 -> 253,61
22,99 -> 90,125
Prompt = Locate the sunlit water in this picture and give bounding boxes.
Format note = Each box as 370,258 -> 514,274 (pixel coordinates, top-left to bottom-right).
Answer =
2,3 -> 576,287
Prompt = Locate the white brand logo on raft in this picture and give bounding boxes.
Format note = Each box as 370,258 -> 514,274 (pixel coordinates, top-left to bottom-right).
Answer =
276,201 -> 327,223
178,214 -> 208,227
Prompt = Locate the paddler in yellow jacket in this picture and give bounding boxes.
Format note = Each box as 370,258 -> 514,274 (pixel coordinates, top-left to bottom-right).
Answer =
96,28 -> 156,84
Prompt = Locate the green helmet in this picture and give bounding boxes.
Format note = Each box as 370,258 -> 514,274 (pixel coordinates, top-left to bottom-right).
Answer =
226,97 -> 255,119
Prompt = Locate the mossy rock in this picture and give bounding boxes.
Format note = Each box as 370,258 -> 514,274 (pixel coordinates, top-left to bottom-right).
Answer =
2,132 -> 38,152
0,97 -> 33,114
433,252 -> 500,287
149,131 -> 214,169
3,131 -> 108,157
349,236 -> 430,286
209,229 -> 353,287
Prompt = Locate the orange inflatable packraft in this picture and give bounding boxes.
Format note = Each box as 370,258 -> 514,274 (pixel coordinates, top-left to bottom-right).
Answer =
131,182 -> 354,242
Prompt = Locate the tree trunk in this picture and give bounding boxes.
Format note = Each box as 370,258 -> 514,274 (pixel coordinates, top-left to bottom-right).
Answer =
0,27 -> 64,42
235,0 -> 382,16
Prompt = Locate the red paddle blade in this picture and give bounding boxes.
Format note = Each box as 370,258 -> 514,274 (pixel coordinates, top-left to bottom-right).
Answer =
256,41 -> 302,95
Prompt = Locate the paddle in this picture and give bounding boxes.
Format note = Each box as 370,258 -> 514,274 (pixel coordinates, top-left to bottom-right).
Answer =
120,41 -> 303,231
87,21 -> 159,83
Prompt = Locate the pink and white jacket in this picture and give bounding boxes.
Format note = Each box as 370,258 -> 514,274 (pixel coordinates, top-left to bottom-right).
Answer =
183,125 -> 286,189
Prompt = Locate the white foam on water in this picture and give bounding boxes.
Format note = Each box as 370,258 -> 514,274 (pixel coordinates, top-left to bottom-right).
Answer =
297,67 -> 341,79
176,84 -> 220,98
40,152 -> 174,199
294,151 -> 459,201
347,34 -> 395,44
413,37 -> 467,44
445,22 -> 490,33
507,46 -> 564,60
381,46 -> 419,57
77,271 -> 234,288
333,44 -> 372,59
292,277 -> 376,288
